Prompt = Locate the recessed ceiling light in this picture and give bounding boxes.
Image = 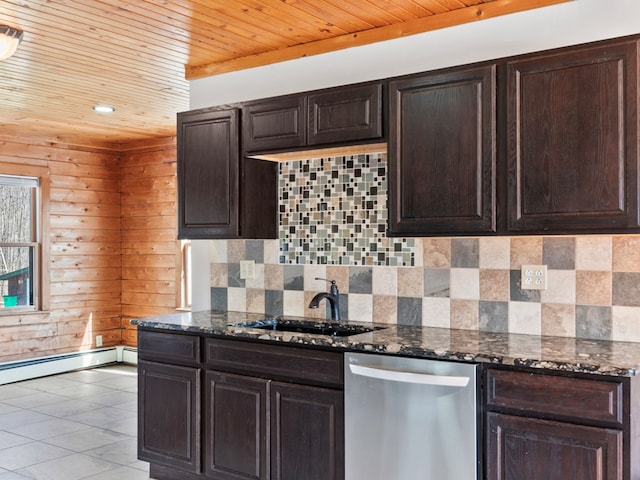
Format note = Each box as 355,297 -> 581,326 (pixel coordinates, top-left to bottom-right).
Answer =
93,105 -> 115,113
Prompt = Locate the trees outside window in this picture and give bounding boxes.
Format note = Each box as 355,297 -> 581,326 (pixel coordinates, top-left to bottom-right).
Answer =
0,175 -> 39,309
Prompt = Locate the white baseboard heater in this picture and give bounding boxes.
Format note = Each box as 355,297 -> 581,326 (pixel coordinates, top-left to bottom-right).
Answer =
0,346 -> 138,385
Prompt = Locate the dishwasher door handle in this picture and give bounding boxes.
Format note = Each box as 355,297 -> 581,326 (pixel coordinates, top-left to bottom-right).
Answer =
348,363 -> 470,387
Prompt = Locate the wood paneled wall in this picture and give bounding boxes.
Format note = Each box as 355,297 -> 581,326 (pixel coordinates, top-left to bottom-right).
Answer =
120,138 -> 178,347
0,135 -> 178,362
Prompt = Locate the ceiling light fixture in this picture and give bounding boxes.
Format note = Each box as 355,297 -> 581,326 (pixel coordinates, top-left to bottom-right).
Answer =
93,105 -> 115,113
0,25 -> 24,61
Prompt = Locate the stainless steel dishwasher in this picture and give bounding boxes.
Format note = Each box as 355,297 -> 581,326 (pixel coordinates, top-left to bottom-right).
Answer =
345,352 -> 479,479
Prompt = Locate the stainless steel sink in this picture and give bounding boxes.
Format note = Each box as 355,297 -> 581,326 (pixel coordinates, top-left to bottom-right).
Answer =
233,318 -> 386,337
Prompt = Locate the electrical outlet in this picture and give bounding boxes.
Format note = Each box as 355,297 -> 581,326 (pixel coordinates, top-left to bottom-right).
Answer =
96,335 -> 103,347
240,260 -> 255,279
521,264 -> 547,290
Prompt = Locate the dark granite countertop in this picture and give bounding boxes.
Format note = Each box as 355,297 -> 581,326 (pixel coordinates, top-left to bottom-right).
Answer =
131,310 -> 640,377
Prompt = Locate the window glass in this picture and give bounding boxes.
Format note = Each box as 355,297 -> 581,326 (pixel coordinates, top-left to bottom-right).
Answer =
0,175 -> 38,309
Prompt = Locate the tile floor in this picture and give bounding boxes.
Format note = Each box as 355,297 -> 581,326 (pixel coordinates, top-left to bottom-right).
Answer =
0,364 -> 149,480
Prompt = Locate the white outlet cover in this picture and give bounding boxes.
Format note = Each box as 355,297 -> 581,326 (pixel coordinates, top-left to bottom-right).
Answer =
520,264 -> 547,291
240,260 -> 256,279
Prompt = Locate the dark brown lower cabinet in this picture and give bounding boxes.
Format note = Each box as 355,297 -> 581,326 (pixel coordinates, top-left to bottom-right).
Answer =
271,382 -> 344,480
487,412 -> 622,480
138,360 -> 201,474
202,373 -> 343,480
204,371 -> 269,479
483,367 -> 638,480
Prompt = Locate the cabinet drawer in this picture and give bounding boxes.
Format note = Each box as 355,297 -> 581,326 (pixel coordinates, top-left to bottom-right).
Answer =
205,338 -> 343,388
485,369 -> 623,427
138,330 -> 201,367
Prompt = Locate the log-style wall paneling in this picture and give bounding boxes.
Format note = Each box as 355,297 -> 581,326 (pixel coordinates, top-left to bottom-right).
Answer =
120,138 -> 179,348
0,136 -> 179,362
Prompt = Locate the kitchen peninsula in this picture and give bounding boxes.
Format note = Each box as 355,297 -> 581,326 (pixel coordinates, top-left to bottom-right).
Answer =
134,311 -> 640,480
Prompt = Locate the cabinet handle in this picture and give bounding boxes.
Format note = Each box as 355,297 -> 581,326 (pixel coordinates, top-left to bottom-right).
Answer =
349,363 -> 470,387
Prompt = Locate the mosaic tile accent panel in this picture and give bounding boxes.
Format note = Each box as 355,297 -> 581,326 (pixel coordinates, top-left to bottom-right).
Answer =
278,154 -> 415,266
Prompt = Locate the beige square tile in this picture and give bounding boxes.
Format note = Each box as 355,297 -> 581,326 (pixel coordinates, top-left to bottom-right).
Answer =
372,295 -> 397,324
283,290 -> 305,317
479,269 -> 510,301
304,265 -> 327,291
450,299 -> 478,330
508,301 -> 541,335
479,237 -> 510,269
423,238 -> 451,268
326,266 -> 349,293
540,270 -> 575,305
372,267 -> 397,296
450,268 -> 479,300
575,236 -> 612,271
263,240 -> 281,265
245,264 -> 265,289
208,240 -> 228,263
612,306 -> 640,342
227,287 -> 247,312
422,297 -> 451,328
510,237 -> 543,268
348,294 -> 373,322
575,271 -> 612,306
227,239 -> 246,263
397,267 -> 423,298
264,264 -> 283,290
210,263 -> 228,288
541,303 -> 575,337
246,289 -> 265,314
613,236 -> 640,272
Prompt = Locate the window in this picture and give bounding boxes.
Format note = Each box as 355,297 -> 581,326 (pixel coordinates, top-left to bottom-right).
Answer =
0,174 -> 41,310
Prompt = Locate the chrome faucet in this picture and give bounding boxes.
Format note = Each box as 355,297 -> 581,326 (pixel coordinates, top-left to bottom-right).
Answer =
308,277 -> 340,321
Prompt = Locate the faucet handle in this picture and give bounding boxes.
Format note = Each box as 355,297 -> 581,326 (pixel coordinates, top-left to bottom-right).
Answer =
315,277 -> 339,295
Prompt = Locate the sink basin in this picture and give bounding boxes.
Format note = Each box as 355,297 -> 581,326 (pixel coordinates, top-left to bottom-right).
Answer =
233,318 -> 386,337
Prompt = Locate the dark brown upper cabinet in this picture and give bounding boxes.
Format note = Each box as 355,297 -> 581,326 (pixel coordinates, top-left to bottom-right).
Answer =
242,95 -> 307,153
243,82 -> 383,154
507,38 -> 640,234
178,108 -> 239,239
307,83 -> 382,146
178,107 -> 277,239
388,65 -> 497,236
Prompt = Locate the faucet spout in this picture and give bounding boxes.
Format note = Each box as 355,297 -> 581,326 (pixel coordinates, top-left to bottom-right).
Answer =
308,278 -> 341,321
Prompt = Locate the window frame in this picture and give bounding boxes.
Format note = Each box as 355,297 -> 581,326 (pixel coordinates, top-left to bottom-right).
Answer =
0,163 -> 49,314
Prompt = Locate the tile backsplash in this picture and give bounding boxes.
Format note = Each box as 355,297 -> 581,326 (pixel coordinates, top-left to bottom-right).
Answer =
204,152 -> 640,343
278,154 -> 414,266
208,236 -> 640,343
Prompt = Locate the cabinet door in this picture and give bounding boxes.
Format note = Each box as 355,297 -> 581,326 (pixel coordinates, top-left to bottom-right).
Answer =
507,40 -> 639,233
204,371 -> 269,480
307,83 -> 382,145
138,360 -> 201,474
388,65 -> 497,235
487,412 -> 622,480
243,96 -> 306,152
270,382 -> 344,480
178,108 -> 240,238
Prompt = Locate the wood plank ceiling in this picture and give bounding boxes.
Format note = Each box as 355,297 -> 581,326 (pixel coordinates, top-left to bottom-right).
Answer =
0,0 -> 568,146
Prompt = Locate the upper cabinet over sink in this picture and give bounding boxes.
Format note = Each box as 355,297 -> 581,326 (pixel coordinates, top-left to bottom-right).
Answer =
243,82 -> 383,154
